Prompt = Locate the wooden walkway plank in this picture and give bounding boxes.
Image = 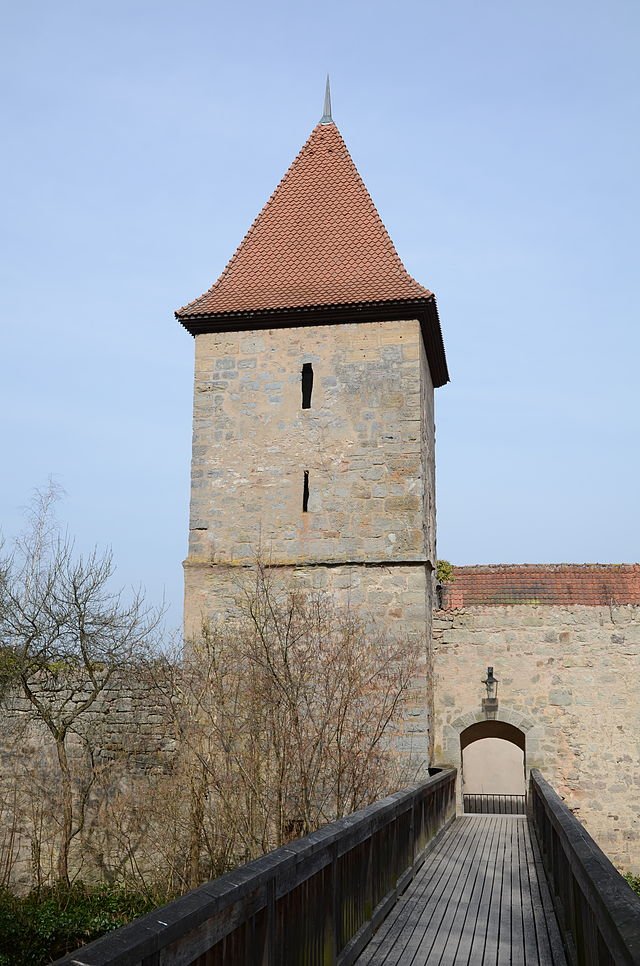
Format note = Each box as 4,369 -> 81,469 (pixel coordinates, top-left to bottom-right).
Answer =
415,817 -> 489,963
356,815 -> 568,966
407,816 -> 492,963
437,814 -> 500,965
358,820 -> 474,965
359,820 -> 467,964
483,815 -> 508,966
372,819 -> 480,965
526,819 -> 568,965
383,819 -> 482,965
518,818 -> 540,965
453,814 -> 502,965
397,819 -> 484,963
510,818 -> 526,966
497,817 -> 515,966
464,813 -> 505,965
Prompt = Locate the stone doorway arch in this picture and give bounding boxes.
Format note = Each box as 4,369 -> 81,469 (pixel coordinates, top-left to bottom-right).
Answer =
461,721 -> 526,812
441,706 -> 544,813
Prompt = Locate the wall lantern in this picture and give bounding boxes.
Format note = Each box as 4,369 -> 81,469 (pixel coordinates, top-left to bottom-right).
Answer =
482,666 -> 499,719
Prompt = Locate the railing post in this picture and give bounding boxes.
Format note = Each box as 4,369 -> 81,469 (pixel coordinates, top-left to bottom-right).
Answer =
265,876 -> 275,965
330,841 -> 339,962
410,795 -> 416,864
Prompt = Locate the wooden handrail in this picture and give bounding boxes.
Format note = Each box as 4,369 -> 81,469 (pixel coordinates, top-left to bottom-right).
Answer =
529,769 -> 640,966
57,767 -> 456,966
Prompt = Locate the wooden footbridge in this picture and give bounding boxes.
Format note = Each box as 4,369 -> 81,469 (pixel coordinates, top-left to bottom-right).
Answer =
59,770 -> 640,966
357,814 -> 564,965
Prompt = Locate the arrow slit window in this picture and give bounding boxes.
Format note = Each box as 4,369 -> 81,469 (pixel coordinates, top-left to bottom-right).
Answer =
302,363 -> 313,409
303,471 -> 310,512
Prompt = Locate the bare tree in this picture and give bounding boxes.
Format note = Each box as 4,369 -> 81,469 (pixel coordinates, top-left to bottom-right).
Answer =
0,492 -> 421,896
154,562 -> 421,885
0,484 -> 162,886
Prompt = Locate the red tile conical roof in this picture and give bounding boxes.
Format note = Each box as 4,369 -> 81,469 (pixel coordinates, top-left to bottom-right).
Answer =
177,119 -> 449,385
178,120 -> 435,313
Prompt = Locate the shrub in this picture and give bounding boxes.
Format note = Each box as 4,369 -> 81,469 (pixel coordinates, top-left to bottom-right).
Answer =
0,884 -> 161,966
436,559 -> 454,584
625,872 -> 640,898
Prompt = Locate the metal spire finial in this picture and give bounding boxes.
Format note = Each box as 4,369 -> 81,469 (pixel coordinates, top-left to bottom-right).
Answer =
320,74 -> 333,124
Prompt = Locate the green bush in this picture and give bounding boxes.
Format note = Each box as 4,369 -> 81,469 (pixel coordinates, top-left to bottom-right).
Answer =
625,872 -> 640,898
436,559 -> 454,584
0,884 -> 162,966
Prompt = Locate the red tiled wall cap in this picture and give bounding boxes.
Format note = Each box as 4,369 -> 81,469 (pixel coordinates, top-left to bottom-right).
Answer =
439,564 -> 640,608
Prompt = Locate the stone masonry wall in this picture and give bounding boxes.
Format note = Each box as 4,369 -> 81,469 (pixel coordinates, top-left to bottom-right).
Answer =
185,318 -> 433,571
0,672 -> 176,891
185,561 -> 433,770
419,323 -> 436,566
432,603 -> 640,873
184,317 -> 438,766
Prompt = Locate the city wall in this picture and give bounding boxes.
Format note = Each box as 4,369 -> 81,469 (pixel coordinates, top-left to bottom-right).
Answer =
2,564 -> 639,888
433,565 -> 640,873
0,671 -> 176,892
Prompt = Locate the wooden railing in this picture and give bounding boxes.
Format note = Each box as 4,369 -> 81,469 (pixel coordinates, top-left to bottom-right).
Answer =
529,769 -> 640,966
57,767 -> 456,966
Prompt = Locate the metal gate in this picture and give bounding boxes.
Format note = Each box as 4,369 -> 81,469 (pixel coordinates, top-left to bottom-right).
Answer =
463,793 -> 526,814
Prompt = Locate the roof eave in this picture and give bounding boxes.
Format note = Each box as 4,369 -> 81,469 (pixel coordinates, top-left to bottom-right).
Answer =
175,296 -> 450,387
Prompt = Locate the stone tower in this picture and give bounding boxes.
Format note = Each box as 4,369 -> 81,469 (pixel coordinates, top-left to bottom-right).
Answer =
176,90 -> 448,766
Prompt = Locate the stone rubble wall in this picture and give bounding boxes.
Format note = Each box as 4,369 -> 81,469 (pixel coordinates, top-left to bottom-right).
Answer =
432,603 -> 640,873
186,319 -> 434,573
184,316 -> 438,769
0,671 -> 176,892
185,561 -> 434,771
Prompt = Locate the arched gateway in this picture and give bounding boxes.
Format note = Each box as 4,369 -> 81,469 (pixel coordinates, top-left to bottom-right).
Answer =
460,720 -> 526,813
442,706 -> 544,814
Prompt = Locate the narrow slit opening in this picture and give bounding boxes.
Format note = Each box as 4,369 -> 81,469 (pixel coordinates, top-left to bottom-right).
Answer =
302,471 -> 310,512
301,363 -> 313,409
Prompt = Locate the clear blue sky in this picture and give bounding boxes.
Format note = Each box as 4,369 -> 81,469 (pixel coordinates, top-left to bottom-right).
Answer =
1,0 -> 638,627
